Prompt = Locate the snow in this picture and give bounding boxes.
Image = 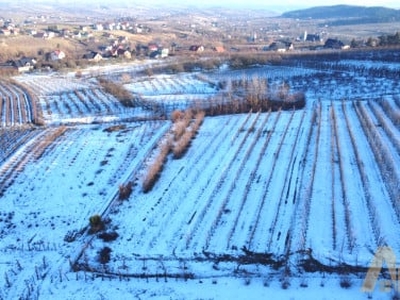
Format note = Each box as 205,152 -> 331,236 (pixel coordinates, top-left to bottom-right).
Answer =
0,58 -> 399,299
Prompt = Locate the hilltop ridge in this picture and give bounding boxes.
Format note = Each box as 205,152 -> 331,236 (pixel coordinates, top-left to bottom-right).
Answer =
281,5 -> 400,25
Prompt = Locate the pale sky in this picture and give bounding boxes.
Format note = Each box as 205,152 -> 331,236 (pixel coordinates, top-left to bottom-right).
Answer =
195,0 -> 399,9
135,0 -> 400,9
9,0 -> 400,11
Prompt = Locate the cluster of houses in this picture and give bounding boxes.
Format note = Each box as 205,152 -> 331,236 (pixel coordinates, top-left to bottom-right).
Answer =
25,21 -> 149,41
0,18 -> 149,41
0,42 -> 212,74
0,12 -> 349,74
0,57 -> 37,73
0,37 -> 348,74
0,19 -> 20,36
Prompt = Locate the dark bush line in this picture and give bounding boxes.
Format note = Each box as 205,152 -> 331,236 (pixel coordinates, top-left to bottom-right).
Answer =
203,93 -> 305,117
73,246 -> 378,285
280,47 -> 400,64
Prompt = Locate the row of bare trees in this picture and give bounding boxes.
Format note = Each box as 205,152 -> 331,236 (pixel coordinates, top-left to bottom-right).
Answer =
142,109 -> 205,193
297,102 -> 321,250
0,80 -> 36,126
330,104 -> 356,251
98,77 -> 136,108
172,110 -> 205,159
203,77 -> 305,117
341,101 -> 382,245
33,127 -> 68,161
8,79 -> 43,126
184,110 -> 261,249
204,110 -> 263,249
354,101 -> 400,218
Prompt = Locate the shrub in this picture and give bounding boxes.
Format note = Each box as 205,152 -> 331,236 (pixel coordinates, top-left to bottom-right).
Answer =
281,279 -> 290,289
98,231 -> 119,242
89,214 -> 104,234
65,59 -> 77,69
171,110 -> 184,122
118,182 -> 133,200
99,246 -> 112,264
339,277 -> 352,289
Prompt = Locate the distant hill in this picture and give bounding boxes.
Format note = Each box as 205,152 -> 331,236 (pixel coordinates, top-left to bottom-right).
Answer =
281,5 -> 400,25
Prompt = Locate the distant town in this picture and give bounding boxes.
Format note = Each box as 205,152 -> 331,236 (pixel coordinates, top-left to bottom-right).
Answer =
0,3 -> 399,75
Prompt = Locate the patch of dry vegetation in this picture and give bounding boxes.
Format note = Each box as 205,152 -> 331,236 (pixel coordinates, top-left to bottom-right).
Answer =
205,77 -> 306,116
142,109 -> 205,192
118,182 -> 133,200
142,138 -> 171,193
98,77 -> 135,107
0,36 -> 84,62
172,109 -> 205,159
34,126 -> 68,160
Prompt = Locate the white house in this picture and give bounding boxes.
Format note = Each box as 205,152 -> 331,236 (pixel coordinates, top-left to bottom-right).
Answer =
50,50 -> 66,61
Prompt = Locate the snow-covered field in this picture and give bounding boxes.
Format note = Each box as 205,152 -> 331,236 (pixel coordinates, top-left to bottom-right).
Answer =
0,56 -> 399,299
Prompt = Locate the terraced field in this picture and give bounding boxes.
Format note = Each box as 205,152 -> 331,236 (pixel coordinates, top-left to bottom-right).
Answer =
0,80 -> 38,127
79,98 -> 399,280
0,53 -> 399,298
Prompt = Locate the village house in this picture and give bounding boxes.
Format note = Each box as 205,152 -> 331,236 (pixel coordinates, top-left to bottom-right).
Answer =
213,46 -> 225,53
116,48 -> 132,59
267,41 -> 294,52
32,31 -> 55,39
106,45 -> 122,58
72,31 -> 82,39
93,23 -> 104,31
0,28 -> 11,36
49,50 -> 66,61
82,51 -> 103,62
10,27 -> 19,35
135,26 -> 143,34
33,31 -> 48,39
59,28 -> 71,38
11,57 -> 37,73
149,48 -> 169,59
324,38 -> 344,49
118,36 -> 129,44
160,48 -> 169,58
2,23 -> 17,34
98,45 -> 113,53
148,43 -> 159,52
103,32 -> 115,39
303,31 -> 322,42
119,22 -> 131,30
104,22 -> 116,31
189,45 -> 204,52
